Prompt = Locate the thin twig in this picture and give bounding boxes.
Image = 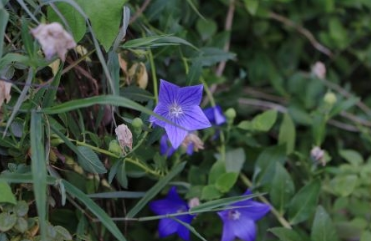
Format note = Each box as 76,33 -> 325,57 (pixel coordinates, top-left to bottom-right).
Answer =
129,0 -> 151,24
238,98 -> 288,113
268,12 -> 333,58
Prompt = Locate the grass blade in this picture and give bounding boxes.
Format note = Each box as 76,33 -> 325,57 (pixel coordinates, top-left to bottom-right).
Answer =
0,2 -> 9,58
88,191 -> 146,199
126,162 -> 186,218
30,110 -> 47,240
62,180 -> 127,241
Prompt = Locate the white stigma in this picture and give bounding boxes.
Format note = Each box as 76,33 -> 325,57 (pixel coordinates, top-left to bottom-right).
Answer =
169,103 -> 183,118
228,210 -> 241,220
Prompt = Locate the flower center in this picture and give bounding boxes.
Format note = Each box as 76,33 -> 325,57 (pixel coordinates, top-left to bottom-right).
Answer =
228,210 -> 241,220
169,103 -> 183,118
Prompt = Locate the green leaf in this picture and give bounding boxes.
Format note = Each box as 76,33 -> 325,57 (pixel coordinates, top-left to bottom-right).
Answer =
21,18 -> 35,58
30,111 -> 47,240
75,0 -> 127,50
0,4 -> 9,58
238,109 -> 277,132
42,64 -> 63,107
201,185 -> 222,200
216,172 -> 238,193
278,113 -> 296,154
13,201 -> 29,217
0,181 -> 16,204
288,179 -> 321,225
243,0 -> 259,15
88,191 -> 145,199
126,162 -> 186,218
339,149 -> 364,166
63,180 -> 127,241
270,227 -> 303,241
225,148 -> 245,173
14,217 -> 28,233
116,161 -> 128,189
311,206 -> 339,241
330,175 -> 358,197
196,18 -> 217,41
173,218 -> 207,241
208,160 -> 226,184
195,47 -> 236,66
76,146 -> 107,174
361,231 -> 371,241
122,34 -> 197,49
269,162 -> 295,214
47,2 -> 86,42
0,213 -> 16,232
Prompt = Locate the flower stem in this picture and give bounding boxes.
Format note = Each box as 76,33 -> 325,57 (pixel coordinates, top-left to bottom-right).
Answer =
200,77 -> 216,107
239,173 -> 292,229
148,49 -> 158,104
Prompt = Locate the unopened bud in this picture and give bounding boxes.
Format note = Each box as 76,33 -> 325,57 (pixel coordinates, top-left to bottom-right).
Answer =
188,197 -> 200,209
324,92 -> 337,106
225,108 -> 236,123
109,140 -> 122,156
312,61 -> 326,79
182,133 -> 204,153
311,146 -> 326,166
115,124 -> 133,154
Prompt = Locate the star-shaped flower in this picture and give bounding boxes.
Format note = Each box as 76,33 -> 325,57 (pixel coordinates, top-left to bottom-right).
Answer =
149,187 -> 194,241
150,80 -> 211,149
203,105 -> 226,125
217,190 -> 270,241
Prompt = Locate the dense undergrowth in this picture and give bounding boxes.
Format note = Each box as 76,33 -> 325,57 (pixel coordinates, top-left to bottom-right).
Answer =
1,0 -> 371,240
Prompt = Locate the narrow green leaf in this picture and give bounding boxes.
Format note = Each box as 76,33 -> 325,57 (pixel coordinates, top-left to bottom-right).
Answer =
76,146 -> 107,174
0,181 -> 16,204
269,162 -> 295,214
62,180 -> 127,241
51,126 -> 107,174
122,35 -> 197,50
186,58 -> 202,86
21,18 -> 34,58
278,113 -> 296,154
270,227 -> 303,241
173,217 -> 207,241
42,64 -> 63,107
288,179 -> 321,225
311,206 -> 339,241
126,162 -> 186,218
0,173 -> 56,184
88,191 -> 146,199
0,5 -> 9,58
30,111 -> 47,240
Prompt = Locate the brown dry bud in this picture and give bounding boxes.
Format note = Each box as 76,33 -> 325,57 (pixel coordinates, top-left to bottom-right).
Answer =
115,124 -> 133,154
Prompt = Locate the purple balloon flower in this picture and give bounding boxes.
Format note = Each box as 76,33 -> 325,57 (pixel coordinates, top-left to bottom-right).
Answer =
217,190 -> 270,241
150,80 -> 211,149
150,187 -> 194,241
203,105 -> 226,125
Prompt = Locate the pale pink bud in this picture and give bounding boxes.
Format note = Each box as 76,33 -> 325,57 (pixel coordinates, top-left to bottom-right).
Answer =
311,61 -> 326,79
182,133 -> 204,152
115,124 -> 133,154
188,197 -> 200,209
0,80 -> 12,108
311,146 -> 326,166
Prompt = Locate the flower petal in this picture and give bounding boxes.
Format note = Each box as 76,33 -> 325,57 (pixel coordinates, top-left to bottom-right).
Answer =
177,84 -> 203,106
214,106 -> 226,125
160,134 -> 176,157
220,219 -> 236,241
233,218 -> 256,241
181,106 -> 211,131
158,218 -> 179,238
149,198 -> 184,215
166,187 -> 187,204
176,214 -> 194,241
150,103 -> 169,127
238,200 -> 270,221
159,79 -> 179,105
165,123 -> 188,149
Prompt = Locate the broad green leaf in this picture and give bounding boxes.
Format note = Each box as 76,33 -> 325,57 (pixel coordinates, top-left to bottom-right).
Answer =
238,109 -> 277,132
76,146 -> 107,174
55,226 -> 73,240
196,18 -> 217,41
330,175 -> 358,197
14,217 -> 28,233
75,0 -> 127,50
30,111 -> 47,240
0,181 -> 16,204
201,185 -> 222,200
47,2 -> 86,42
215,172 -> 238,193
278,113 -> 296,154
13,201 -> 29,217
329,96 -> 359,117
0,4 -> 9,58
0,213 -> 16,232
269,162 -> 295,214
126,162 -> 186,218
288,179 -> 321,225
225,148 -> 245,173
339,149 -> 363,166
63,180 -> 127,241
311,206 -> 339,241
270,227 -> 303,241
208,160 -> 226,184
361,231 -> 371,241
243,0 -> 259,15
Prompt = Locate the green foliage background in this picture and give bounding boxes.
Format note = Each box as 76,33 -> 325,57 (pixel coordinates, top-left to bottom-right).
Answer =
1,0 -> 371,240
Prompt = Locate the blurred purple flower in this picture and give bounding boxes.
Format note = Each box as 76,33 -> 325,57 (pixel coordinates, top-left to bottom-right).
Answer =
150,80 -> 211,149
217,190 -> 270,241
150,187 -> 194,240
203,105 -> 226,125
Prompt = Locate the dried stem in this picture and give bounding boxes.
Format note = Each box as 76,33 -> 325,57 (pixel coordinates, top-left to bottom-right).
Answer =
130,0 -> 152,24
268,12 -> 333,58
